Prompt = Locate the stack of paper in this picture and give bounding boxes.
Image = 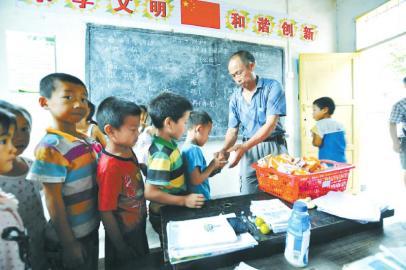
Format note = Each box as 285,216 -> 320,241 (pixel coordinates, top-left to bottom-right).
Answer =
313,191 -> 389,222
167,214 -> 258,264
250,199 -> 292,233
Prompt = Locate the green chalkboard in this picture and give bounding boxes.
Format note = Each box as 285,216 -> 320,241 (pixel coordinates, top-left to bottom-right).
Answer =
86,23 -> 284,137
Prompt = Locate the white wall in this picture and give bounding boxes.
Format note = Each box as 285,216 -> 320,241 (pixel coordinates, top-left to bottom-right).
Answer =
336,0 -> 387,52
0,0 -> 337,197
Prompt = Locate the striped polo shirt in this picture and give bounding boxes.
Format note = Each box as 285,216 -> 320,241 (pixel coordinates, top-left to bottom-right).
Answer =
27,128 -> 100,239
146,136 -> 186,194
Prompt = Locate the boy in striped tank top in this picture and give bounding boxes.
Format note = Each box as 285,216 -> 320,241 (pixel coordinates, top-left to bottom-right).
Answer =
27,73 -> 101,270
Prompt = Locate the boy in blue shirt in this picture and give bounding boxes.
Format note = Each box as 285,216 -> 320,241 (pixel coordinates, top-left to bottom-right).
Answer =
182,111 -> 227,200
311,97 -> 347,163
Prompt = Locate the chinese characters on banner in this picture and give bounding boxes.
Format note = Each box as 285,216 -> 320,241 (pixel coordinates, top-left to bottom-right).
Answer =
64,0 -> 101,11
107,0 -> 139,14
18,0 -> 318,43
252,15 -> 275,35
226,10 -> 249,32
143,0 -> 173,20
277,19 -> 297,38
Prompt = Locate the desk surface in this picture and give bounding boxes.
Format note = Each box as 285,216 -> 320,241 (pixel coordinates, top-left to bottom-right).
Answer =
120,193 -> 396,270
160,193 -> 394,269
218,222 -> 406,270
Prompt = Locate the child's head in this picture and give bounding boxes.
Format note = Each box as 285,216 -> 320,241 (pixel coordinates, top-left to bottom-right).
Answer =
0,101 -> 31,156
39,73 -> 88,125
139,105 -> 148,125
85,101 -> 97,124
312,97 -> 335,121
96,97 -> 141,147
149,92 -> 192,140
186,111 -> 213,146
0,108 -> 17,173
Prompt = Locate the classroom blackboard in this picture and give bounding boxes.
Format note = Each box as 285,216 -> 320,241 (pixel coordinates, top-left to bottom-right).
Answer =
86,24 -> 284,137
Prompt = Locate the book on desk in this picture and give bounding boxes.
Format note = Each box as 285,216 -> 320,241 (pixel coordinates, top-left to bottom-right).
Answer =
166,213 -> 258,264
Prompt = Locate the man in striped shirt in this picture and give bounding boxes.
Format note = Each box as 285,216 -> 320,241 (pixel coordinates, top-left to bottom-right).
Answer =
389,76 -> 406,188
27,73 -> 101,270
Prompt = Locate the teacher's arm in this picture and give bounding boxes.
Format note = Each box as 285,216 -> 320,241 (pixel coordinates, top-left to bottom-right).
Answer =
221,127 -> 239,152
228,115 -> 279,168
216,94 -> 239,160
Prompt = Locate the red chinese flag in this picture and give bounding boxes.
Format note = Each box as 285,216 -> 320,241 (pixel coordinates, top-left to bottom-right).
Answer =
181,0 -> 220,29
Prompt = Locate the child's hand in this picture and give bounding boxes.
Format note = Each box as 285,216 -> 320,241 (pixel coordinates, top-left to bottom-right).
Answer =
210,157 -> 228,170
62,240 -> 87,268
184,193 -> 205,208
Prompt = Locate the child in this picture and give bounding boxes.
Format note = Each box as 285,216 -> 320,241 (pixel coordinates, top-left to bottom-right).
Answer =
182,111 -> 227,200
311,97 -> 347,163
134,105 -> 156,171
145,92 -> 205,244
0,108 -> 17,174
27,73 -> 100,270
0,101 -> 48,270
77,101 -> 107,147
96,97 -> 149,269
134,125 -> 157,175
139,105 -> 149,133
0,108 -> 25,269
0,189 -> 26,270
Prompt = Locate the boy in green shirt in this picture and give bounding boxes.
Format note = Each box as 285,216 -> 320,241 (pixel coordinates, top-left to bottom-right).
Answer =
145,92 -> 205,245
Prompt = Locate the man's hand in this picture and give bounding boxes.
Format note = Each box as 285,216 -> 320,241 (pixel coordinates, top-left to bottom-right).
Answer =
184,194 -> 205,208
214,150 -> 230,161
228,144 -> 247,168
62,240 -> 87,268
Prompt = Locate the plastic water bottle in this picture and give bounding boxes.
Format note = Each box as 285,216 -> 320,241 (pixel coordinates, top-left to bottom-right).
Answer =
284,201 -> 311,267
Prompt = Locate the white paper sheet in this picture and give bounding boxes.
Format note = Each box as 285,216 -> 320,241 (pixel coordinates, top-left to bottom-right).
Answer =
313,191 -> 389,222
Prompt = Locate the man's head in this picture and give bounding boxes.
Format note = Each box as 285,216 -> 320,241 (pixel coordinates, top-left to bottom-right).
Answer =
39,73 -> 88,125
312,97 -> 335,121
96,97 -> 141,147
228,50 -> 256,89
403,76 -> 406,87
186,111 -> 213,146
0,100 -> 31,156
149,92 -> 192,140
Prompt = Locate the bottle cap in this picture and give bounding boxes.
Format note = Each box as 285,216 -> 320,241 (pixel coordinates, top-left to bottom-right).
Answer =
293,201 -> 308,212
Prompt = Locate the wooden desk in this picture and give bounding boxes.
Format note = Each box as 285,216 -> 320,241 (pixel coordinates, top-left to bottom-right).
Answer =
160,193 -> 394,269
218,222 -> 406,270
120,192 -> 395,270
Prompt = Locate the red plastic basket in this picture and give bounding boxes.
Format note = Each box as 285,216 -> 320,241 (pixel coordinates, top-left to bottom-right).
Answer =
252,160 -> 355,203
